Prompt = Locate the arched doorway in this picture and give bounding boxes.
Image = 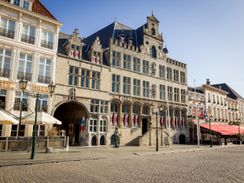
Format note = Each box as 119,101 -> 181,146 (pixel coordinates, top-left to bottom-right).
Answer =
53,101 -> 88,146
100,135 -> 105,145
142,118 -> 148,135
179,134 -> 186,144
91,135 -> 97,146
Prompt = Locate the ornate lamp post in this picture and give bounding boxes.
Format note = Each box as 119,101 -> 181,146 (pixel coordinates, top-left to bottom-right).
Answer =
17,78 -> 28,138
30,81 -> 56,160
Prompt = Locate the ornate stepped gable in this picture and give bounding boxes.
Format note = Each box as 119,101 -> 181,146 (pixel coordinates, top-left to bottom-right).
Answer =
2,0 -> 56,20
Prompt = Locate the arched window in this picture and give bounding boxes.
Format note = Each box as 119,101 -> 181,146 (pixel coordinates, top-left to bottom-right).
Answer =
151,46 -> 157,58
151,28 -> 156,35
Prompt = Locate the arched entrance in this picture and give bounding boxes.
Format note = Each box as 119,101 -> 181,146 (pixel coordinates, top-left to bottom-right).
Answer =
100,135 -> 105,145
179,134 -> 186,144
53,101 -> 88,146
142,118 -> 148,135
91,135 -> 97,146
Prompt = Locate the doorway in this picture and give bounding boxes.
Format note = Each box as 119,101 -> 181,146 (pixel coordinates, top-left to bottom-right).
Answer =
142,118 -> 148,135
179,134 -> 186,144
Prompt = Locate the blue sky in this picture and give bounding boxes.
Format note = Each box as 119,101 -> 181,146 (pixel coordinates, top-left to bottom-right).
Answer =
42,0 -> 244,97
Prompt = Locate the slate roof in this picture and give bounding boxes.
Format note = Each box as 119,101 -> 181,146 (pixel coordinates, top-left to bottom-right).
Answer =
84,21 -> 142,49
212,83 -> 244,100
188,86 -> 205,94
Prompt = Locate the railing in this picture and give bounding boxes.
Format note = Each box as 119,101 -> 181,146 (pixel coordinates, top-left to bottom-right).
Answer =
41,40 -> 53,49
21,34 -> 35,44
38,75 -> 51,84
0,68 -> 10,78
17,72 -> 32,81
0,28 -> 15,39
0,136 -> 66,151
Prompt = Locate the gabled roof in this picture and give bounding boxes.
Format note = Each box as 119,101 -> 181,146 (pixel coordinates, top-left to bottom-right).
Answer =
32,0 -> 57,20
84,21 -> 140,49
147,15 -> 159,23
212,83 -> 244,100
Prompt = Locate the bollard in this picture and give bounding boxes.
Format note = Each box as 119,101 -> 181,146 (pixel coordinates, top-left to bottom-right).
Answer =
5,137 -> 9,152
65,136 -> 69,151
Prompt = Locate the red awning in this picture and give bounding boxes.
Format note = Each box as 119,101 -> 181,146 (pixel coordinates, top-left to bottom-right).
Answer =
192,120 -> 244,136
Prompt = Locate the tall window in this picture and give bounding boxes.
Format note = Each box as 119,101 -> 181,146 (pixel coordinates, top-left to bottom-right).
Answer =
208,93 -> 211,102
168,86 -> 173,101
89,119 -> 97,132
0,48 -> 11,78
23,0 -> 30,10
143,81 -> 150,98
91,71 -> 100,90
0,89 -> 7,109
174,88 -> 180,102
133,79 -> 140,96
100,101 -> 108,114
38,58 -> 51,84
151,46 -> 157,58
112,51 -> 121,67
21,24 -> 35,44
14,91 -> 28,111
100,120 -> 107,132
13,0 -> 20,6
159,65 -> 165,79
143,60 -> 149,74
80,68 -> 90,88
18,52 -> 32,81
112,74 -> 120,93
133,57 -> 140,72
123,54 -> 131,70
167,67 -> 172,81
37,94 -> 48,112
123,77 -> 131,95
0,17 -> 15,39
159,85 -> 166,100
68,66 -> 78,86
180,71 -> 186,84
0,124 -> 2,136
90,99 -> 99,113
41,31 -> 54,49
181,89 -> 186,103
173,69 -> 179,82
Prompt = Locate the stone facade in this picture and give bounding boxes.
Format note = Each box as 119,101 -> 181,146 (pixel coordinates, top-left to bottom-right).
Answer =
53,15 -> 188,146
0,0 -> 61,137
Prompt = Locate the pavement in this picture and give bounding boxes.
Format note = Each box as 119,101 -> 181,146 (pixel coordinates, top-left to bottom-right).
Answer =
0,144 -> 238,167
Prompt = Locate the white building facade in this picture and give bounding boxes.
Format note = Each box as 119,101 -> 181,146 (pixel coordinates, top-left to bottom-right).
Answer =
0,0 -> 62,137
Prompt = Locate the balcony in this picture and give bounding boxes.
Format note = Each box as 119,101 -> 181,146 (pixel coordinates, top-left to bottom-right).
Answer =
0,28 -> 14,39
38,75 -> 51,84
17,72 -> 32,81
41,40 -> 53,49
21,35 -> 35,44
0,68 -> 10,78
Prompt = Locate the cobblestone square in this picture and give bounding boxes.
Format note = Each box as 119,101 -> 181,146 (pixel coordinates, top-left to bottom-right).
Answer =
0,146 -> 244,183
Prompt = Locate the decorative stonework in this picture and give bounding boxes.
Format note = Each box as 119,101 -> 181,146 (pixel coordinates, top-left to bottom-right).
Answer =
0,80 -> 14,89
32,0 -> 56,20
32,85 -> 49,93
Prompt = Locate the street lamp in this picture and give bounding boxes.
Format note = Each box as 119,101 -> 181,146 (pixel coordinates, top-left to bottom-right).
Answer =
209,115 -> 213,148
152,105 -> 164,152
30,81 -> 56,160
17,78 -> 28,138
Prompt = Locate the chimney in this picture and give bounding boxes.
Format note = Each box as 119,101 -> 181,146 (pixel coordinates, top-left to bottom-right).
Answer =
206,79 -> 210,85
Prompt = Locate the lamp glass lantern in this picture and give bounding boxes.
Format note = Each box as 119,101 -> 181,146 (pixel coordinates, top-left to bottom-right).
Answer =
48,82 -> 56,95
19,78 -> 28,90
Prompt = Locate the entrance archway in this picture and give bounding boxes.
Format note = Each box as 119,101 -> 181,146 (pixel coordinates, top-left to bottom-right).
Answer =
179,134 -> 186,144
142,118 -> 148,135
100,135 -> 105,145
91,135 -> 97,146
53,101 -> 88,146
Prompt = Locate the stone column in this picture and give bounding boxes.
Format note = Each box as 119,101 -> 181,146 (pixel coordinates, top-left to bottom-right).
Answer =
118,102 -> 122,128
129,103 -> 133,128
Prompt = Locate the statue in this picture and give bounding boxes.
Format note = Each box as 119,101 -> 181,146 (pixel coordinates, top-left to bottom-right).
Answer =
114,127 -> 120,148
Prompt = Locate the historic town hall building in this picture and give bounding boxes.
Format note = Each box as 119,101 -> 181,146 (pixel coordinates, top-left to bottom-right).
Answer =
54,15 -> 188,146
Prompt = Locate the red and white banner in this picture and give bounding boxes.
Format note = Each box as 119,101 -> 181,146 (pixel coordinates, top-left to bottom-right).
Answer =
111,113 -> 118,126
133,114 -> 139,127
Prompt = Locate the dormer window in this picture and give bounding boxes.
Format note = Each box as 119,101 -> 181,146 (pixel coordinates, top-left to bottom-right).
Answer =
120,34 -> 125,43
92,51 -> 101,64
